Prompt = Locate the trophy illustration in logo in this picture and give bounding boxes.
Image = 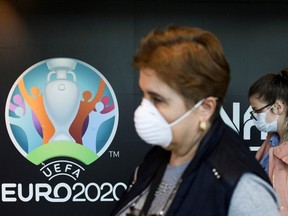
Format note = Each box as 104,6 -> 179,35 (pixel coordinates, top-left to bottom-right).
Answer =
5,58 -> 119,168
44,58 -> 80,142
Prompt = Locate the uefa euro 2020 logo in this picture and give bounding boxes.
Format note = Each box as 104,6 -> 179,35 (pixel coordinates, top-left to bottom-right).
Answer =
5,58 -> 119,180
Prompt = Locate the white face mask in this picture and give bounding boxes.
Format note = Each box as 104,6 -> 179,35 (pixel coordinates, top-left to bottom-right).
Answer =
134,98 -> 204,148
253,106 -> 278,133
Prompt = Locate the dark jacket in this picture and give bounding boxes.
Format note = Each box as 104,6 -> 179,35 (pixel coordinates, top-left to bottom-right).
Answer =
110,116 -> 271,216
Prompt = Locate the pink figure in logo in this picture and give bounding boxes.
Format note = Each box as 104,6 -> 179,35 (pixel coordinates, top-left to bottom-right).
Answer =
9,94 -> 26,114
100,95 -> 115,114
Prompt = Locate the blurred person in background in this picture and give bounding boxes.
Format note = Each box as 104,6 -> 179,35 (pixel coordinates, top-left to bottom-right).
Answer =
249,68 -> 288,216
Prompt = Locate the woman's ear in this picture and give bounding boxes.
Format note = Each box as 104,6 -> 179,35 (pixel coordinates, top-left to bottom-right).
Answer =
198,96 -> 217,121
274,100 -> 285,115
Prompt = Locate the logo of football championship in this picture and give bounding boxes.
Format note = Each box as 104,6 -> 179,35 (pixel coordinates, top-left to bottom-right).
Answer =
5,58 -> 119,170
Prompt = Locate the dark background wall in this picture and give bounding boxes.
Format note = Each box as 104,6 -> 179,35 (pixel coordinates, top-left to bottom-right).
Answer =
1,1 -> 288,215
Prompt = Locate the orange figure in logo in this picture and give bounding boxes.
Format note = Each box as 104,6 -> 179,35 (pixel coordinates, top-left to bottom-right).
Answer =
18,78 -> 55,144
69,79 -> 105,144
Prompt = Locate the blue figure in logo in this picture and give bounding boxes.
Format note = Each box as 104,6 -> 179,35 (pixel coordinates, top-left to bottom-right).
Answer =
82,97 -> 115,153
9,96 -> 42,153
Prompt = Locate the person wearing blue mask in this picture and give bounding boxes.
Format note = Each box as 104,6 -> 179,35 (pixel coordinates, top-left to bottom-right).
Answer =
110,26 -> 280,216
249,68 -> 288,216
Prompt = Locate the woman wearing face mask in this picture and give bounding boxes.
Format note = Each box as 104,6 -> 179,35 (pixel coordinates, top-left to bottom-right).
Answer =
110,26 -> 279,216
249,68 -> 288,216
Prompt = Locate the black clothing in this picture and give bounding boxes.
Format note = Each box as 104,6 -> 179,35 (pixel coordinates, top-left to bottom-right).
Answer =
110,116 -> 271,216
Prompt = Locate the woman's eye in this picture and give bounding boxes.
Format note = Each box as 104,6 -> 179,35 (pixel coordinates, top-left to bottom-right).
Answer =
151,96 -> 164,104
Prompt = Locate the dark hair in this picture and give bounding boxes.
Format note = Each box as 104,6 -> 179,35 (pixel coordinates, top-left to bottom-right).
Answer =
133,26 -> 230,118
248,68 -> 288,105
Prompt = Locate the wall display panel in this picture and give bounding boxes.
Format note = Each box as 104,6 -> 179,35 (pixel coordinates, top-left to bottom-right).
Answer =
0,1 -> 288,215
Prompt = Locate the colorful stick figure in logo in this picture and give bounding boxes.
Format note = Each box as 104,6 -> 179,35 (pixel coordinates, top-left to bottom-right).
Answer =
18,78 -> 55,144
9,94 -> 26,115
100,95 -> 115,114
69,79 -> 106,144
82,96 -> 115,153
9,104 -> 42,153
